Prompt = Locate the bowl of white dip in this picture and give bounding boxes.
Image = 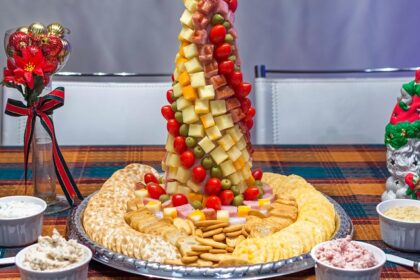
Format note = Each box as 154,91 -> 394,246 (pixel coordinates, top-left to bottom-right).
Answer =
15,229 -> 92,280
0,196 -> 47,247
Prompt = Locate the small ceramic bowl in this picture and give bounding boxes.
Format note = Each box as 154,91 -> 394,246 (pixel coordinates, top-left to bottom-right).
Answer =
0,196 -> 47,247
310,241 -> 386,280
376,199 -> 420,251
15,242 -> 92,280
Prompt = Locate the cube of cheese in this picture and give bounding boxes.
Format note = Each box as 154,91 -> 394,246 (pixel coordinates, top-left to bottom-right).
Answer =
226,126 -> 243,142
210,146 -> 228,165
164,207 -> 178,219
165,135 -> 175,153
177,96 -> 193,110
233,156 -> 246,170
227,146 -> 241,162
146,200 -> 162,212
218,134 -> 235,151
187,180 -> 202,193
179,71 -> 190,86
185,57 -> 203,73
205,125 -> 222,141
229,172 -> 243,185
188,210 -> 206,222
242,149 -> 250,162
214,114 -> 234,131
179,26 -> 194,42
166,153 -> 180,167
220,160 -> 236,177
210,100 -> 227,116
182,85 -> 198,101
134,189 -> 148,200
166,181 -> 178,194
177,184 -> 191,196
198,85 -> 215,100
176,167 -> 191,184
173,68 -> 180,81
167,167 -> 178,180
200,113 -> 215,128
182,105 -> 199,124
189,124 -> 204,137
190,72 -> 206,88
173,82 -> 182,98
188,192 -> 204,203
183,43 -> 198,59
217,210 -> 229,222
237,206 -> 251,217
241,167 -> 252,182
237,137 -> 247,150
198,136 -> 216,153
180,9 -> 193,28
176,57 -> 187,72
179,41 -> 189,57
258,199 -> 271,209
195,99 -> 209,114
174,53 -> 180,65
185,0 -> 198,12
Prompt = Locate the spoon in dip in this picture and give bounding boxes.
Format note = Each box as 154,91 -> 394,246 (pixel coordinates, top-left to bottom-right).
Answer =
0,257 -> 15,266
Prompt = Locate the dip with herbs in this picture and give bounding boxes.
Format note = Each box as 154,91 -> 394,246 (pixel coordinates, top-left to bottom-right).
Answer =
384,206 -> 420,222
0,200 -> 43,219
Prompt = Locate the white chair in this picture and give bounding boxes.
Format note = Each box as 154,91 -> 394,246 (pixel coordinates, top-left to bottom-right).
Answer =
1,80 -> 171,146
254,75 -> 409,144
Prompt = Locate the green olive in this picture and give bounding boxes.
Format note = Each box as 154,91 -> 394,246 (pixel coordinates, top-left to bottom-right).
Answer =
159,194 -> 170,203
232,195 -> 244,206
175,112 -> 183,123
228,55 -> 236,62
158,176 -> 164,184
211,13 -> 225,25
186,137 -> 197,148
223,21 -> 231,29
191,200 -> 203,210
211,166 -> 223,179
202,157 -> 214,170
257,186 -> 264,198
179,124 -> 189,137
171,92 -> 177,101
231,185 -> 241,196
235,65 -> 241,71
225,34 -> 234,44
171,102 -> 178,112
255,180 -> 263,187
221,179 -> 232,190
194,146 -> 205,159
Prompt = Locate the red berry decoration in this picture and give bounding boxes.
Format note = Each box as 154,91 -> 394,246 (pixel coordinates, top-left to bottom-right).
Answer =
173,136 -> 187,154
215,43 -> 232,61
172,193 -> 188,207
192,165 -> 207,183
236,82 -> 252,98
252,168 -> 263,180
218,61 -> 235,76
244,187 -> 260,200
220,190 -> 234,205
241,98 -> 252,113
228,0 -> 238,12
161,105 -> 174,120
209,25 -> 227,44
229,71 -> 243,86
206,195 -> 222,210
147,183 -> 166,199
167,119 -> 180,136
205,178 -> 222,195
144,172 -> 159,184
248,107 -> 256,118
166,89 -> 174,103
180,151 -> 195,168
245,118 -> 254,129
26,45 -> 42,56
8,31 -> 30,50
40,35 -> 63,56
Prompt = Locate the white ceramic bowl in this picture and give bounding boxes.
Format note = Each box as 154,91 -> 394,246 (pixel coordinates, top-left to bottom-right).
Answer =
376,199 -> 420,251
310,241 -> 386,280
0,196 -> 47,247
15,242 -> 92,280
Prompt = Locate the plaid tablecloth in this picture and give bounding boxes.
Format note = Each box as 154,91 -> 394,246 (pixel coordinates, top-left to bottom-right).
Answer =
0,145 -> 419,279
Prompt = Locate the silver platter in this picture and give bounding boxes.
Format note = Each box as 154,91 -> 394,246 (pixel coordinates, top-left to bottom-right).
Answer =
67,193 -> 353,279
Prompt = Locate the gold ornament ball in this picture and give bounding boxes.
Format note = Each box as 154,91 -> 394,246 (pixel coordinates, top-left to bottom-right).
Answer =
28,22 -> 47,37
47,22 -> 65,38
16,26 -> 29,34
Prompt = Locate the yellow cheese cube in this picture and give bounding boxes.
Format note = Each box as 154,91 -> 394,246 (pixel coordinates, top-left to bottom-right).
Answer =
182,85 -> 198,101
146,200 -> 162,212
188,192 -> 204,203
166,181 -> 178,194
134,189 -> 148,200
176,57 -> 188,72
198,136 -> 216,153
233,156 -> 246,170
205,125 -> 222,141
227,146 -> 241,162
218,134 -> 235,151
179,71 -> 190,86
166,153 -> 180,167
198,85 -> 215,100
163,207 -> 178,219
220,160 -> 236,177
237,206 -> 251,217
217,210 -> 229,222
214,114 -> 234,131
177,185 -> 191,196
174,53 -> 180,65
188,210 -> 206,222
190,72 -> 206,88
189,124 -> 204,137
177,96 -> 193,111
245,175 -> 256,187
242,149 -> 250,162
185,57 -> 203,73
182,105 -> 199,124
176,167 -> 191,184
241,166 -> 252,181
210,100 -> 227,116
183,44 -> 198,59
200,113 -> 215,128
226,126 -> 243,142
165,135 -> 175,153
195,99 -> 209,114
180,9 -> 193,28
179,26 -> 194,42
210,146 -> 229,165
258,199 -> 271,209
173,68 -> 180,81
185,0 -> 198,12
179,41 -> 189,57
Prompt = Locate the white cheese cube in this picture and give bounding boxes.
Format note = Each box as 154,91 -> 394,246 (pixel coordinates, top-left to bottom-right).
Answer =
210,100 -> 227,116
237,137 -> 247,150
183,44 -> 198,59
177,96 -> 192,110
190,72 -> 206,88
214,114 -> 234,131
241,166 -> 252,180
167,167 -> 178,180
185,57 -> 202,73
195,99 -> 209,114
176,167 -> 191,184
220,160 -> 236,177
173,68 -> 180,81
198,136 -> 215,153
210,146 -> 228,165
200,113 -> 215,128
134,189 -> 148,200
185,0 -> 198,12
226,126 -> 243,142
217,210 -> 229,222
163,207 -> 178,219
205,125 -> 222,141
198,85 -> 215,100
179,26 -> 194,42
227,146 -> 242,161
182,105 -> 199,124
173,82 -> 183,98
189,124 -> 204,137
177,185 -> 191,196
242,149 -> 250,162
146,201 -> 162,212
218,134 -> 235,151
229,172 -> 243,185
187,180 -> 201,193
165,135 -> 175,153
166,181 -> 178,194
180,9 -> 193,28
166,153 -> 180,167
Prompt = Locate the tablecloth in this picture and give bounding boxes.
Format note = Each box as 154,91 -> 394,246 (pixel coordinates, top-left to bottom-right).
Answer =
0,145 -> 419,279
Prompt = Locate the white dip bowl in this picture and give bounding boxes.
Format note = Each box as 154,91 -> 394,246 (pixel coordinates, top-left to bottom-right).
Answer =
0,196 -> 47,247
376,199 -> 420,251
15,242 -> 92,280
310,240 -> 386,280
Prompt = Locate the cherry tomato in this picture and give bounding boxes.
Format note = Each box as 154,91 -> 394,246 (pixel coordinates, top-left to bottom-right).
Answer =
215,43 -> 232,60
248,107 -> 256,118
171,73 -> 175,82
205,178 -> 222,195
161,105 -> 175,120
245,118 -> 254,129
220,190 -> 234,205
209,25 -> 227,44
173,136 -> 187,154
229,71 -> 243,86
192,165 -> 207,183
144,172 -> 159,184
147,183 -> 166,199
206,195 -> 222,210
166,89 -> 174,103
236,82 -> 252,98
218,61 -> 235,76
228,0 -> 238,12
180,150 -> 195,168
172,193 -> 188,206
252,168 -> 263,180
244,187 -> 260,200
241,98 -> 251,113
167,119 -> 180,136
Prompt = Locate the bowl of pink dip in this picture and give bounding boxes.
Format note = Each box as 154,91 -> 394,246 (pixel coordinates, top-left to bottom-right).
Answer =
310,236 -> 386,280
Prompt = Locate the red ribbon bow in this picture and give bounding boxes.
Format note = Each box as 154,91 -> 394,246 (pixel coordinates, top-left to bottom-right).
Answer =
5,87 -> 83,206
